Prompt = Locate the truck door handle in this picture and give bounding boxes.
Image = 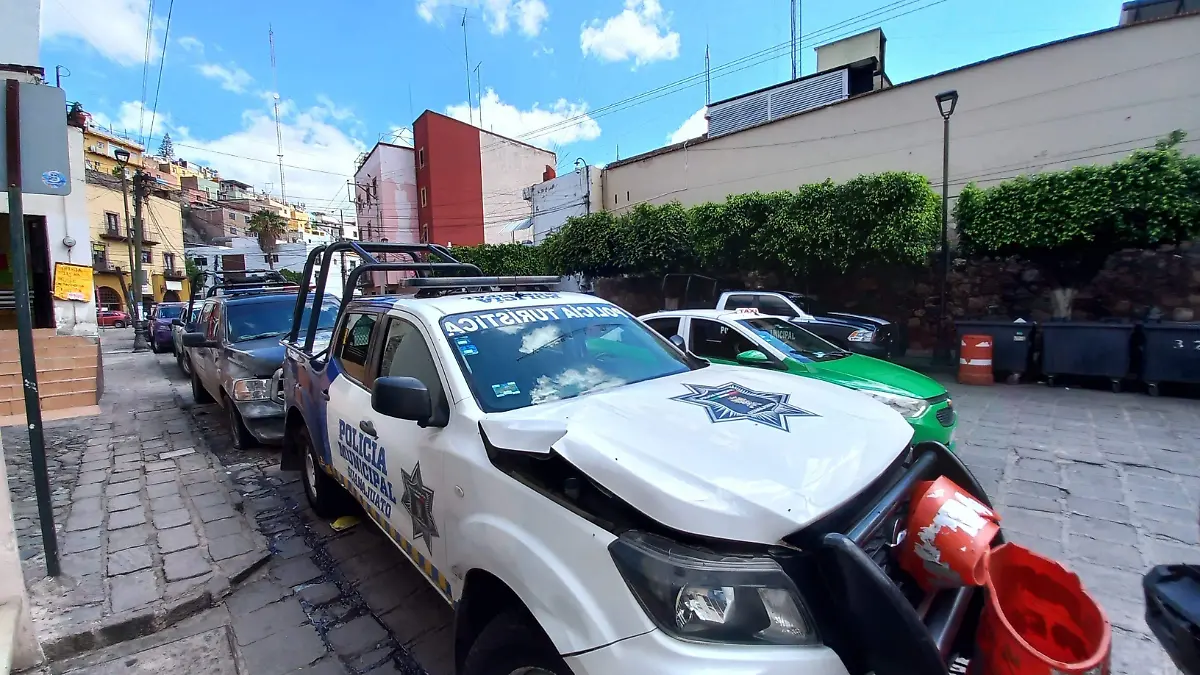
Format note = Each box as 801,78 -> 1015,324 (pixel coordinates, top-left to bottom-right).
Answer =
359,420 -> 377,438
321,389 -> 329,401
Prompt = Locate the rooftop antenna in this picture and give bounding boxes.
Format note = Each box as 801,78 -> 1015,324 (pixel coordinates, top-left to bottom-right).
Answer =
790,0 -> 799,79
474,62 -> 483,130
462,10 -> 473,126
269,24 -> 287,203
704,44 -> 711,105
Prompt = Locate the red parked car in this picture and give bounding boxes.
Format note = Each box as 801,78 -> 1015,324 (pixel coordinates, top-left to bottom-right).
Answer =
97,310 -> 131,328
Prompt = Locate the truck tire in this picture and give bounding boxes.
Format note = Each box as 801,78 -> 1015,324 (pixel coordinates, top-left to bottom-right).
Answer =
191,372 -> 214,404
226,397 -> 256,450
297,424 -> 351,519
462,611 -> 570,675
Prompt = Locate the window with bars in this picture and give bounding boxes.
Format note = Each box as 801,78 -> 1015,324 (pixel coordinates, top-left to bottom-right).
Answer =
105,212 -> 121,234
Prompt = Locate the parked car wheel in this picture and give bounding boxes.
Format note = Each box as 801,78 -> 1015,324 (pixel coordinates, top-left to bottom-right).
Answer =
462,610 -> 570,675
191,372 -> 214,404
177,351 -> 192,377
113,320 -> 125,329
297,423 -> 351,518
225,397 -> 256,450
149,338 -> 160,354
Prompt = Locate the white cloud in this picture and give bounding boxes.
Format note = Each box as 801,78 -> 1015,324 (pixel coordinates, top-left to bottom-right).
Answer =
580,0 -> 680,67
197,63 -> 254,93
416,0 -> 548,37
177,36 -> 204,52
89,101 -> 170,148
40,0 -> 156,66
514,0 -> 549,37
97,97 -> 365,210
445,89 -> 601,149
667,107 -> 707,144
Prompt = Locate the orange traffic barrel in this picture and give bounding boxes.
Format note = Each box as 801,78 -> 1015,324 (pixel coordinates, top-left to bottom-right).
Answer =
959,334 -> 994,385
898,476 -> 1001,591
971,543 -> 1112,675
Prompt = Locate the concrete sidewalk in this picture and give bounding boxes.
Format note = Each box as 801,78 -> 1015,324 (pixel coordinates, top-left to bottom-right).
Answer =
2,335 -> 270,665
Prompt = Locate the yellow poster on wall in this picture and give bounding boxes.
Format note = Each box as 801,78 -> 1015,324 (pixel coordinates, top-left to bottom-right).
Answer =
53,262 -> 94,302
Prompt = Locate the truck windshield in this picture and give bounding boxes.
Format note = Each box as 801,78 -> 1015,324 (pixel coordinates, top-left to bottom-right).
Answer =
228,296 -> 339,343
736,317 -> 849,362
441,302 -> 691,412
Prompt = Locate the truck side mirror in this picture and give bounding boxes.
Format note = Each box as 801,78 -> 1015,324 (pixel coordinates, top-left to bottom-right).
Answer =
668,334 -> 686,350
171,318 -> 183,326
182,332 -> 215,348
372,376 -> 433,426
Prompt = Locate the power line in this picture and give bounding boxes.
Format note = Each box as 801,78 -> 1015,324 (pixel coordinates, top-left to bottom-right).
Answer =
477,0 -> 943,153
138,0 -> 155,145
145,0 -> 175,152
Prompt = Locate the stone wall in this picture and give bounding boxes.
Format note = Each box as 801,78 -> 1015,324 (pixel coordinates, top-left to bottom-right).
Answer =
592,241 -> 1200,353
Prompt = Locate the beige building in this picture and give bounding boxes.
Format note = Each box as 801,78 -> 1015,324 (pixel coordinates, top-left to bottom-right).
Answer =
86,170 -> 190,314
80,123 -> 145,177
602,13 -> 1200,215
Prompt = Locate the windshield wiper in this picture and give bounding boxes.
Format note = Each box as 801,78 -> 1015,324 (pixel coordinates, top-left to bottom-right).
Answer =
235,331 -> 286,342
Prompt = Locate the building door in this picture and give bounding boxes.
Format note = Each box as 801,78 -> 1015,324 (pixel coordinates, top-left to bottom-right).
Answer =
26,216 -> 54,329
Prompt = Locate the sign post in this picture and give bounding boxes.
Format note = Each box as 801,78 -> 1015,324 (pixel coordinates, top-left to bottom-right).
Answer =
1,79 -> 73,577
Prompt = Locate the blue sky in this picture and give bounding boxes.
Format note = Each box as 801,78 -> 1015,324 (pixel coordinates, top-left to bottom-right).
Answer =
39,0 -> 1117,212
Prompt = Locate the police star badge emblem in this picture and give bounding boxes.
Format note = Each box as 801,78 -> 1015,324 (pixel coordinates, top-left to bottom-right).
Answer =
401,461 -> 439,550
670,382 -> 817,432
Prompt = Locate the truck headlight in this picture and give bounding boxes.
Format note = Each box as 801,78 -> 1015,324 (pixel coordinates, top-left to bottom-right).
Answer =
231,378 -> 272,401
860,390 -> 929,418
846,329 -> 874,342
609,531 -> 817,646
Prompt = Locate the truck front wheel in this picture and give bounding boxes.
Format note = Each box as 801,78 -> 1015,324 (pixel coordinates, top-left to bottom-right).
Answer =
297,424 -> 352,519
462,610 -> 570,675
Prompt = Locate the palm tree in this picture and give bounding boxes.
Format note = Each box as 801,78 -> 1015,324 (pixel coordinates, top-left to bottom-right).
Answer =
247,210 -> 288,269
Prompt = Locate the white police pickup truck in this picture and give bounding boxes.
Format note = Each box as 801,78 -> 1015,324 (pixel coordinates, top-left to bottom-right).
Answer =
279,243 -> 993,675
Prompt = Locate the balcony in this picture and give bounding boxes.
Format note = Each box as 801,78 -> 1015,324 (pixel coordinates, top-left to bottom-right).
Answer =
99,226 -> 160,246
92,260 -> 124,274
162,268 -> 186,280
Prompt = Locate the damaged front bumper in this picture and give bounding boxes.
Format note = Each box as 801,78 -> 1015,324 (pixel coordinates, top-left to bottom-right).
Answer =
779,441 -> 997,675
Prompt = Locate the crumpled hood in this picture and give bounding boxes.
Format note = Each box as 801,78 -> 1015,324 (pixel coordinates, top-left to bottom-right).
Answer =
226,329 -> 334,378
480,365 -> 913,543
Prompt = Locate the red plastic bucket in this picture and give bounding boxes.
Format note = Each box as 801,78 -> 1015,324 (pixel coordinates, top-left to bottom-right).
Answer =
898,476 -> 1001,591
972,543 -> 1112,675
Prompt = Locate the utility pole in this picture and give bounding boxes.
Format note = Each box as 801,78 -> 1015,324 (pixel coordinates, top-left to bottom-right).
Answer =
131,171 -> 149,352
462,10 -> 473,126
118,165 -> 137,315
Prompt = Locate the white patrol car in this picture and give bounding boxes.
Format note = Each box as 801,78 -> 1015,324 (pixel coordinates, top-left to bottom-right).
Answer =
282,254 -> 993,675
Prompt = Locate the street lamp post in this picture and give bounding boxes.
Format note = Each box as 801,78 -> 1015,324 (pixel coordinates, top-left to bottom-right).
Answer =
934,89 -> 959,364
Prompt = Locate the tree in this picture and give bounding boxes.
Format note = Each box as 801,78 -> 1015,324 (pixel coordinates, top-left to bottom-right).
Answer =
247,210 -> 288,269
159,133 -> 174,160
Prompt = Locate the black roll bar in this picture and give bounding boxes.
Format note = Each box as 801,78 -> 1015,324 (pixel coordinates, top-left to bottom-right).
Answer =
287,242 -> 484,354
185,268 -> 292,321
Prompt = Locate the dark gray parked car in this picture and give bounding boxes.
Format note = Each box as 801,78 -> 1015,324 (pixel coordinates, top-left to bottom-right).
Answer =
183,291 -> 339,448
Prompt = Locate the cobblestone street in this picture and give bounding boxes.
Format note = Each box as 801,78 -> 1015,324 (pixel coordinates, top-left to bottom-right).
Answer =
4,327 -> 1196,674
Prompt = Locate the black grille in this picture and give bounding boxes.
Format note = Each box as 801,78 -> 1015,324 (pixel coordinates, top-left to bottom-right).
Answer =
936,404 -> 956,427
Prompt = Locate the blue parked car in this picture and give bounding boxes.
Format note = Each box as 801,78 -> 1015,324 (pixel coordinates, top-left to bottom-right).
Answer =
148,302 -> 188,353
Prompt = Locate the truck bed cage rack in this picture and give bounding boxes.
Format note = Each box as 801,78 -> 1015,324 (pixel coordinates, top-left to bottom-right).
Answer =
285,241 -> 561,354
186,269 -> 295,319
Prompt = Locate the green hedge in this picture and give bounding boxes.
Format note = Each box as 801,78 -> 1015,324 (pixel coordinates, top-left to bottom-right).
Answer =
448,243 -> 550,276
955,133 -> 1200,272
440,171 -> 941,278
541,171 -> 940,278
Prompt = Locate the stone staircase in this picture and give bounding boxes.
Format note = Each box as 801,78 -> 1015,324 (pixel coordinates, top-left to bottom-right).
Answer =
0,329 -> 101,422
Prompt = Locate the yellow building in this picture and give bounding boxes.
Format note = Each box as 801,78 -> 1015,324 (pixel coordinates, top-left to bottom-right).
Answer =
82,125 -> 145,177
85,169 -> 190,315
